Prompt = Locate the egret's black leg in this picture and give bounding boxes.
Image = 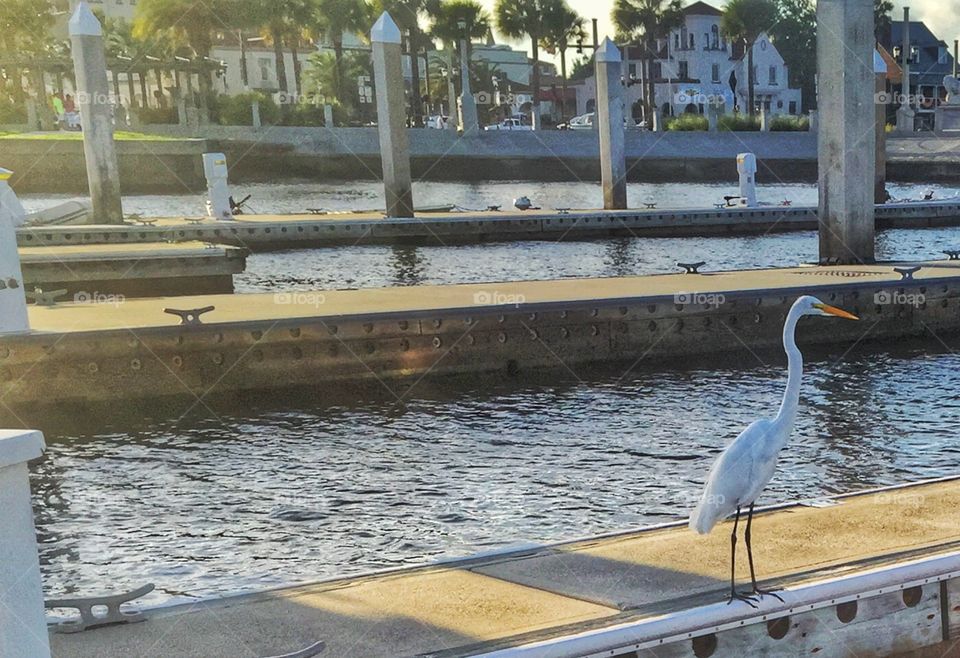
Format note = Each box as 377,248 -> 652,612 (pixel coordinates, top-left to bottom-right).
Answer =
746,503 -> 783,602
727,506 -> 757,607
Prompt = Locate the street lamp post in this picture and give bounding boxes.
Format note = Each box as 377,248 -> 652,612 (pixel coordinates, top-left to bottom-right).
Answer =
457,20 -> 479,133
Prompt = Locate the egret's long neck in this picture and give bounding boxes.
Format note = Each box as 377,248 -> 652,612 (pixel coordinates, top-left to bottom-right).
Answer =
775,304 -> 804,431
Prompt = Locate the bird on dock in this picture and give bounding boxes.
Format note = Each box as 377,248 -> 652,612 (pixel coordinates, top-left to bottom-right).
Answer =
689,295 -> 858,606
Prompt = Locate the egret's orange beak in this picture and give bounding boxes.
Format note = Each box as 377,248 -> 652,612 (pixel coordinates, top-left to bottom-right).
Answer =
814,303 -> 859,320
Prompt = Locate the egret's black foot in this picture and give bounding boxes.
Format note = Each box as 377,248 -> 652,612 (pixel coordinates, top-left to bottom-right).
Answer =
752,587 -> 784,602
727,590 -> 758,608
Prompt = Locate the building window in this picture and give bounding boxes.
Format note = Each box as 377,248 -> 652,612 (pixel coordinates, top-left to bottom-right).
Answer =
789,100 -> 797,114
628,63 -> 637,76
679,61 -> 689,79
258,58 -> 273,82
689,33 -> 695,49
769,65 -> 777,85
712,63 -> 720,82
652,62 -> 662,79
674,33 -> 680,49
940,47 -> 948,65
711,25 -> 719,49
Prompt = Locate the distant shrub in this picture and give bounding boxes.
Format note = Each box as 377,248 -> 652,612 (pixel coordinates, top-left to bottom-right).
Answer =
719,114 -> 760,131
770,115 -> 810,131
666,113 -> 708,131
217,92 -> 280,126
0,98 -> 26,124
138,106 -> 178,125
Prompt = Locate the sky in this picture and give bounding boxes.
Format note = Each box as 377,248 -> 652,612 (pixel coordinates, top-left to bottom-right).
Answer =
473,0 -> 960,67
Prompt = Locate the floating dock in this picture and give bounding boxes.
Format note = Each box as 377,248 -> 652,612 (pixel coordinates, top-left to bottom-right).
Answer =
3,260 -> 960,409
20,242 -> 248,298
49,476 -> 960,657
16,199 -> 960,251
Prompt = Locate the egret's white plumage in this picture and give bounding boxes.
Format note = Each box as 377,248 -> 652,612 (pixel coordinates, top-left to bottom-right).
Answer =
689,295 -> 858,534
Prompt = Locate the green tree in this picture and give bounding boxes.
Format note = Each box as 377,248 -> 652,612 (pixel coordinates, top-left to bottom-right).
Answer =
495,0 -> 563,129
0,0 -> 56,104
313,0 -> 371,104
302,49 -> 372,120
428,0 -> 491,118
769,0 -> 815,112
874,0 -> 893,42
374,0 -> 432,125
134,0 -> 238,99
245,0 -> 317,96
611,0 -> 682,121
721,0 -> 778,115
539,2 -> 584,122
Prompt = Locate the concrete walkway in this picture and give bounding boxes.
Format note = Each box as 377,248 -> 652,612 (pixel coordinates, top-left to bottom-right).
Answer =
49,477 -> 960,657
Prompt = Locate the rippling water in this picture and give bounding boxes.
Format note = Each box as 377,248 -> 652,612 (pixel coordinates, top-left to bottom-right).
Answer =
21,180 -> 960,608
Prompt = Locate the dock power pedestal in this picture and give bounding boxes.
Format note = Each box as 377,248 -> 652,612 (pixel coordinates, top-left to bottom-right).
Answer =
737,153 -> 758,208
202,153 -> 234,220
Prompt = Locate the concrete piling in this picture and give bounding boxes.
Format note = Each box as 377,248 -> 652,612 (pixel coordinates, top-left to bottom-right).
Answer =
458,36 -> 479,134
875,50 -> 888,204
202,153 -> 234,220
594,38 -> 627,210
251,99 -> 262,129
446,49 -> 458,132
323,104 -> 334,128
0,169 -> 29,335
69,2 -> 124,225
816,0 -> 876,264
371,12 -> 414,218
896,7 -> 914,134
0,430 -> 48,658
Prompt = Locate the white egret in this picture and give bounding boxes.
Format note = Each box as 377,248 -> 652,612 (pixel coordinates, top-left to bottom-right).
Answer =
689,295 -> 858,606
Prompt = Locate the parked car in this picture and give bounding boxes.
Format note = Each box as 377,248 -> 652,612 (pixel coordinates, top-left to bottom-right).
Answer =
426,115 -> 450,129
483,117 -> 532,131
558,113 -> 641,130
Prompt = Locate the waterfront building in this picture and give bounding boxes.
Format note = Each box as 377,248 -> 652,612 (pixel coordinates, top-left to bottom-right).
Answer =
880,19 -> 956,131
571,0 -> 801,122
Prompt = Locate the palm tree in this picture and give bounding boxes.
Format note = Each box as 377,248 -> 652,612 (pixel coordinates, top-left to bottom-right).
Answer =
246,0 -> 317,96
495,0 -> 563,129
0,0 -> 56,104
539,3 -> 584,122
612,0 -> 682,123
134,0 -> 237,101
428,0 -> 490,119
721,0 -> 778,116
313,0 -> 371,104
374,0 -> 432,126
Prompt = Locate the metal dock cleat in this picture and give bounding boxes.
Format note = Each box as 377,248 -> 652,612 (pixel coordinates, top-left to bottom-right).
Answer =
27,287 -> 67,306
677,261 -> 706,274
45,583 -> 154,633
163,306 -> 215,325
894,266 -> 921,280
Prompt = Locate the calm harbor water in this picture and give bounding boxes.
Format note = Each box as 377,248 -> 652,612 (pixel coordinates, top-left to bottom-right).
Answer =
22,180 -> 960,609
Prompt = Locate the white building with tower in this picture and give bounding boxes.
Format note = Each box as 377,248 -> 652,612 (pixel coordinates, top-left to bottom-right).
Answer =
572,0 -> 802,121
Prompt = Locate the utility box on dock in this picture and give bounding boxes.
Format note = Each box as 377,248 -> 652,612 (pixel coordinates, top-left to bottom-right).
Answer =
203,153 -> 233,220
737,153 -> 758,208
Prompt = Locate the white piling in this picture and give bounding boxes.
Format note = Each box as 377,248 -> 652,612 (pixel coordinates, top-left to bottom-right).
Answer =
371,12 -> 414,218
594,38 -> 627,210
323,104 -> 334,128
251,100 -> 262,129
736,153 -> 758,207
69,2 -> 123,225
458,35 -> 479,134
875,50 -> 888,203
0,169 -> 30,334
895,7 -> 914,134
0,429 -> 48,658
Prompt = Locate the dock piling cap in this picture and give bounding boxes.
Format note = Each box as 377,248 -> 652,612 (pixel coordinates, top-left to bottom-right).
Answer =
596,38 -> 621,63
69,1 -> 102,37
0,430 -> 45,470
371,12 -> 401,44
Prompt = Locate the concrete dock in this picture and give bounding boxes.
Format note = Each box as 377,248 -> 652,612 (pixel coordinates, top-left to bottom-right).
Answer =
4,260 -> 960,408
49,476 -> 960,657
15,199 -> 960,251
19,242 -> 248,297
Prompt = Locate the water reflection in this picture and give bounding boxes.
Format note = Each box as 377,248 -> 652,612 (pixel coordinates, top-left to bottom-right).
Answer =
30,338 -> 960,608
389,245 -> 426,286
